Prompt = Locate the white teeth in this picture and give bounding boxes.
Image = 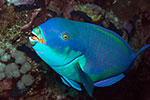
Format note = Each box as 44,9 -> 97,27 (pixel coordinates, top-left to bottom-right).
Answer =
29,37 -> 33,41
29,37 -> 38,41
32,32 -> 37,36
29,37 -> 38,46
31,32 -> 41,39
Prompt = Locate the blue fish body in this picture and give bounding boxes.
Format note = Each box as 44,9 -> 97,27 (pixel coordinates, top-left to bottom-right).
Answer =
29,17 -> 150,96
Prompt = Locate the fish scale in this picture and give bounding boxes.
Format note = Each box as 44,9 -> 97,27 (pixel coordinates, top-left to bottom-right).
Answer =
29,17 -> 150,96
70,22 -> 131,77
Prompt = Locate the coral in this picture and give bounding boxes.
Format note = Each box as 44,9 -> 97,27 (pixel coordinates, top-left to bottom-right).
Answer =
104,10 -> 123,29
25,93 -> 47,100
137,0 -> 150,12
17,74 -> 35,90
17,74 -> 34,89
0,62 -> 6,72
6,24 -> 22,41
112,0 -> 138,20
140,11 -> 150,28
0,1 -> 16,37
0,79 -> 13,93
0,48 -> 5,56
20,9 -> 53,32
0,72 -> 6,81
11,50 -> 27,64
20,62 -> 32,74
63,0 -> 76,19
0,0 -> 3,8
123,20 -> 133,33
0,0 -> 4,11
17,80 -> 26,89
21,74 -> 34,86
0,63 -> 6,80
7,0 -> 35,6
74,4 -> 105,21
112,0 -> 150,20
0,41 -> 37,98
75,0 -> 93,4
56,95 -> 66,100
0,53 -> 11,62
47,0 -> 68,15
5,42 -> 14,49
0,40 -> 38,99
93,0 -> 114,8
5,63 -> 20,78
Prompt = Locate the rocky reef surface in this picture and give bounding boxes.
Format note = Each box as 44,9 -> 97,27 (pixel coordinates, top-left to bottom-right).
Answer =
0,0 -> 150,100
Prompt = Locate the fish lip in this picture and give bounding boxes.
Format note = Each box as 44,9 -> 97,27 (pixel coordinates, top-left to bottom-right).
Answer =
29,31 -> 42,46
32,31 -> 41,40
52,53 -> 84,67
29,32 -> 38,46
29,36 -> 38,46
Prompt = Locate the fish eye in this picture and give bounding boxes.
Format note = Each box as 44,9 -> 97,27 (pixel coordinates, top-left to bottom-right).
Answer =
63,35 -> 68,39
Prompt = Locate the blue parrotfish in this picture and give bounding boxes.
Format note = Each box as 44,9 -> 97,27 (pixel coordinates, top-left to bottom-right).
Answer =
29,17 -> 150,96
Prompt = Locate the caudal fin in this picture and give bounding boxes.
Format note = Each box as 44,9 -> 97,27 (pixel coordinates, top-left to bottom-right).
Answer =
133,44 -> 150,59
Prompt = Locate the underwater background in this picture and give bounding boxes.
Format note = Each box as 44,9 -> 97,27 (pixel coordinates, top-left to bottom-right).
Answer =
0,0 -> 150,100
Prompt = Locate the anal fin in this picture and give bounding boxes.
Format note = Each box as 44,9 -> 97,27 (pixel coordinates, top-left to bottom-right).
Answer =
94,73 -> 125,87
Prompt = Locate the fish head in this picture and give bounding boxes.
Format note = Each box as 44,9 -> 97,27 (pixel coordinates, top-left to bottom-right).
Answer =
29,18 -> 86,66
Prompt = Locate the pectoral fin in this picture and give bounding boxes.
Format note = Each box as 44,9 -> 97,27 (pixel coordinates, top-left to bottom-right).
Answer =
74,63 -> 94,97
61,76 -> 81,91
94,73 -> 125,87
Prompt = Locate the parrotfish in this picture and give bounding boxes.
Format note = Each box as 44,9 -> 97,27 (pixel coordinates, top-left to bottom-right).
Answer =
29,17 -> 150,96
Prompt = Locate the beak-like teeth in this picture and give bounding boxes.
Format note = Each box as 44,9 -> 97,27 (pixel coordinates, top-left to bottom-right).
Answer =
29,37 -> 38,46
32,32 -> 41,40
32,31 -> 37,36
29,27 -> 45,46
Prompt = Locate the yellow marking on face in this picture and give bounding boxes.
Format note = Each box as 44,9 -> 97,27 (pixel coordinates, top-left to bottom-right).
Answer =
32,36 -> 38,40
32,36 -> 45,44
38,38 -> 45,44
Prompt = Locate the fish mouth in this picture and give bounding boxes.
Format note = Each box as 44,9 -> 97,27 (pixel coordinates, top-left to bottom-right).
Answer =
29,31 -> 45,46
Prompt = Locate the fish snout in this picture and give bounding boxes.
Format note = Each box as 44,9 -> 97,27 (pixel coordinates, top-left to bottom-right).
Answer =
29,36 -> 38,46
29,31 -> 45,46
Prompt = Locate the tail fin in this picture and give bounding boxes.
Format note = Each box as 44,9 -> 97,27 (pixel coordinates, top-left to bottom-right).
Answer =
133,44 -> 150,59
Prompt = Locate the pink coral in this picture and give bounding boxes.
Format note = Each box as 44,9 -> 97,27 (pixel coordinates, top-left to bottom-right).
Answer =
20,9 -> 52,32
123,20 -> 133,33
0,79 -> 13,93
0,0 -> 4,8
